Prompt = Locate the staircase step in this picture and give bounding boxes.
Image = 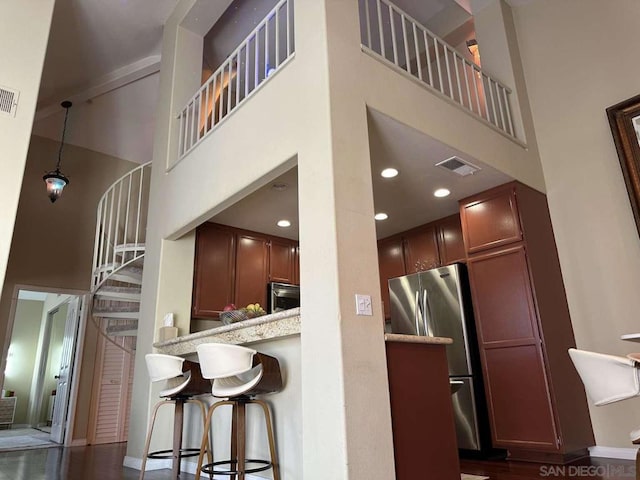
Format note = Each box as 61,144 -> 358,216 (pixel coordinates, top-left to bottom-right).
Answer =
94,286 -> 141,302
93,309 -> 139,320
109,265 -> 143,285
105,322 -> 138,337
115,243 -> 146,256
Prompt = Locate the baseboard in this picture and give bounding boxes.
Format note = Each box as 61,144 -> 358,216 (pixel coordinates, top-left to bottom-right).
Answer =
123,456 -> 263,479
589,446 -> 638,461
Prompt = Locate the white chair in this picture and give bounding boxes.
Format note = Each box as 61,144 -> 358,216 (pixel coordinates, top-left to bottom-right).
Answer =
194,343 -> 283,480
569,348 -> 640,477
140,354 -> 212,480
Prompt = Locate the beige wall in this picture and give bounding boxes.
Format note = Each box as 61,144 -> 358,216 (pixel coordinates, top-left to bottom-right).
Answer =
0,0 -> 55,349
0,135 -> 137,440
4,299 -> 44,425
512,0 -> 640,448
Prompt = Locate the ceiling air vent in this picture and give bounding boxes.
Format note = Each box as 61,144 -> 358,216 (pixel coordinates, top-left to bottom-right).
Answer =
435,156 -> 481,177
0,86 -> 19,118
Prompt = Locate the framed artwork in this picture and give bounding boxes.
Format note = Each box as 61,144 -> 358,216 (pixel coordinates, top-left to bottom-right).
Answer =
607,94 -> 640,236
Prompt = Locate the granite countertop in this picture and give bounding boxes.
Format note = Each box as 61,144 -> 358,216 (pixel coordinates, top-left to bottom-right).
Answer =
384,333 -> 453,345
154,307 -> 301,356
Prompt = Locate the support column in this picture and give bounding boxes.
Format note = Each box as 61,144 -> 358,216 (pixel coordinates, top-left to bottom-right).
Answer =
295,1 -> 395,478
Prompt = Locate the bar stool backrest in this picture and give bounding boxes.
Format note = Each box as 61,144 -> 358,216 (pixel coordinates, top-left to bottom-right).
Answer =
569,348 -> 640,406
146,354 -> 185,382
197,344 -> 257,379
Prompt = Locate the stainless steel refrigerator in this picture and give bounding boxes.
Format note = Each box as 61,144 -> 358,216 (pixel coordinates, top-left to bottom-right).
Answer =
388,263 -> 488,452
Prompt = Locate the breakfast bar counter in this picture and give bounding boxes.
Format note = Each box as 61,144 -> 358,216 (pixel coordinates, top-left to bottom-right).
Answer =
153,307 -> 301,356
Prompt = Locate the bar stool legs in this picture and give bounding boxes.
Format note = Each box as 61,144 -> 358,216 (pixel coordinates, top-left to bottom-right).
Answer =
195,399 -> 280,480
139,398 -> 212,480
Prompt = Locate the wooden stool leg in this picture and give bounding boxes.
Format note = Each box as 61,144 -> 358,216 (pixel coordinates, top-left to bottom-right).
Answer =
139,400 -> 172,480
230,402 -> 238,480
195,400 -> 232,480
636,447 -> 639,480
172,399 -> 184,480
237,402 -> 246,480
188,399 -> 213,477
253,399 -> 280,480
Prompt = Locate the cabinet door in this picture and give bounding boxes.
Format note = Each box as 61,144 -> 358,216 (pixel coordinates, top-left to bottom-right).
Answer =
269,238 -> 296,284
378,236 -> 406,319
467,246 -> 558,450
403,225 -> 439,273
461,186 -> 522,254
192,224 -> 236,318
235,233 -> 269,309
293,245 -> 300,286
438,214 -> 465,265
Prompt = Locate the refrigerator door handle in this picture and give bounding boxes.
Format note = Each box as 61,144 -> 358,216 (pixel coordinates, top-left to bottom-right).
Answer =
423,289 -> 433,336
414,290 -> 422,335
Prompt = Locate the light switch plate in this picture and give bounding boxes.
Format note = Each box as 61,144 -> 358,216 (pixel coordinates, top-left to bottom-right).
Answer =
355,294 -> 373,316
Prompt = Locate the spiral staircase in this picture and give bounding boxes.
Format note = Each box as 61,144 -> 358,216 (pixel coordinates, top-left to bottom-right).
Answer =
90,162 -> 151,351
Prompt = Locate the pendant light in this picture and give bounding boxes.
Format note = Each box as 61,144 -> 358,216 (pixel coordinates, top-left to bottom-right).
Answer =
43,101 -> 72,203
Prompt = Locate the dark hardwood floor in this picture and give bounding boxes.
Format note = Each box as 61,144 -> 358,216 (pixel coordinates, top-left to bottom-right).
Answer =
0,443 -> 196,480
0,442 -> 636,479
461,457 -> 637,480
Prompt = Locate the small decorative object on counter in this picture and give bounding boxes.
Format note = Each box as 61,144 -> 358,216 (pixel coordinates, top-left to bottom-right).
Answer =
220,303 -> 267,325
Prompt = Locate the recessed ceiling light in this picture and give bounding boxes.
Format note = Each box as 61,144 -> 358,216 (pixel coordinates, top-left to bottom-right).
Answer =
272,183 -> 288,191
381,168 -> 399,178
434,188 -> 451,198
277,219 -> 291,228
374,213 -> 388,221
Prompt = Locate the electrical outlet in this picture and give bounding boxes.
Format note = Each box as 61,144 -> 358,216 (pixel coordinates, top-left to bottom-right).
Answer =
355,294 -> 373,316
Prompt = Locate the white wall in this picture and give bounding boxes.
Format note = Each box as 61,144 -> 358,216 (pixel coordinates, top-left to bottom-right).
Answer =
0,0 -> 55,342
512,0 -> 640,448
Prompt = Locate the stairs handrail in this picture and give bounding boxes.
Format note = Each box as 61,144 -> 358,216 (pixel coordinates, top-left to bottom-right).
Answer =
91,161 -> 152,292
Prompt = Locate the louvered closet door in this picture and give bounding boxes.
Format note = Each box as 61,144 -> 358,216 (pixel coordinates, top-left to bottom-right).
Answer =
89,321 -> 134,444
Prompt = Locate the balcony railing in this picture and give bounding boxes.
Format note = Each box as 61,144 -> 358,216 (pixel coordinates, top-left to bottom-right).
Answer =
91,162 -> 151,291
359,0 -> 515,139
177,0 -> 295,159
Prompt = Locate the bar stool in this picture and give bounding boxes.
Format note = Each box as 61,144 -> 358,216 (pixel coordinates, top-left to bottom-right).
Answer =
569,348 -> 640,478
194,343 -> 283,480
140,353 -> 212,480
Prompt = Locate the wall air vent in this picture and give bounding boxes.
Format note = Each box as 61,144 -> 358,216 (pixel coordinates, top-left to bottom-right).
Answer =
0,86 -> 19,118
435,156 -> 481,177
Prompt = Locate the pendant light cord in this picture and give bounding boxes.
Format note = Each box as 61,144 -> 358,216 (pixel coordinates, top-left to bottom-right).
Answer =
56,105 -> 70,172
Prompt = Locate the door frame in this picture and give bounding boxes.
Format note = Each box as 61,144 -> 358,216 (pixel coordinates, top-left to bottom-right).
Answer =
1,284 -> 89,445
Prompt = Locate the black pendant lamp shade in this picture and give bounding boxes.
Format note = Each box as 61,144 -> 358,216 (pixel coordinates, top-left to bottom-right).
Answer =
44,100 -> 72,203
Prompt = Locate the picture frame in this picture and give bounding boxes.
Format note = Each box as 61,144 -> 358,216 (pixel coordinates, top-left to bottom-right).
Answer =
607,94 -> 640,236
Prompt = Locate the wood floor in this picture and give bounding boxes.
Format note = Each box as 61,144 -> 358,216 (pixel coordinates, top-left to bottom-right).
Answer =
0,442 -> 635,479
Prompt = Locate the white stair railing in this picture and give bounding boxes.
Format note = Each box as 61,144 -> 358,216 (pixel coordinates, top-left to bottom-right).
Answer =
177,0 -> 295,159
360,0 -> 515,139
91,162 -> 152,292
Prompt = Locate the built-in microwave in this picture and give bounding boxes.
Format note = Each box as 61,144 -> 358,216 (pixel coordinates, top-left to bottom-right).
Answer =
267,282 -> 300,313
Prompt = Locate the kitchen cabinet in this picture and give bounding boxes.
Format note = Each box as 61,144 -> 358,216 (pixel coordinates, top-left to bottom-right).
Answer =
235,233 -> 269,310
386,339 -> 460,480
377,235 -> 406,319
269,238 -> 297,284
192,223 -> 236,318
461,182 -> 593,463
377,214 -> 465,319
403,225 -> 439,273
192,223 -> 299,319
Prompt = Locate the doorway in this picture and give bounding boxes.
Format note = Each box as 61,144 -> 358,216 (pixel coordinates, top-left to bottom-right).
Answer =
0,287 -> 87,449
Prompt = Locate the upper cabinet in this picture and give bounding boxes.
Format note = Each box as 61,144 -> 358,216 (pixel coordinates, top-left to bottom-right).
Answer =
192,223 -> 299,319
377,214 -> 465,319
192,223 -> 236,318
460,187 -> 522,254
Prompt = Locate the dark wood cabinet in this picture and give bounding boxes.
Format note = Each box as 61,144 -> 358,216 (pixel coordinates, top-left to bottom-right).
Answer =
403,225 -> 439,273
386,340 -> 460,480
234,233 -> 269,310
269,238 -> 297,284
377,214 -> 465,319
461,182 -> 593,462
438,213 -> 466,265
192,223 -> 299,319
292,246 -> 300,286
192,223 -> 236,318
377,235 -> 406,319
